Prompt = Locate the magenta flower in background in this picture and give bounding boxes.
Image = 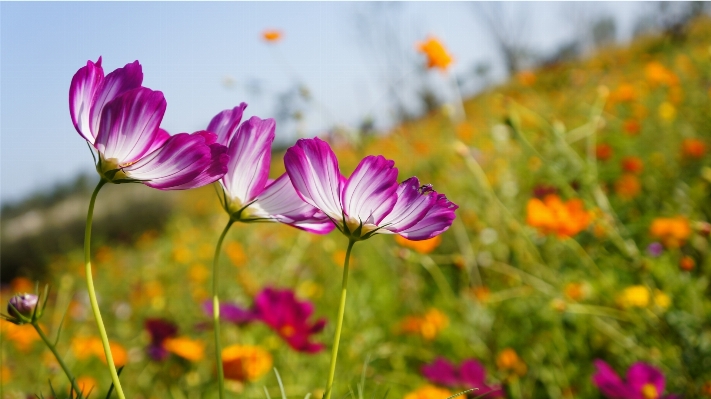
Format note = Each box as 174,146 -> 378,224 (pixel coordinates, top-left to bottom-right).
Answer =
592,360 -> 680,399
144,318 -> 178,361
422,357 -> 504,398
207,106 -> 334,233
203,287 -> 326,353
284,137 -> 458,241
70,57 -> 229,190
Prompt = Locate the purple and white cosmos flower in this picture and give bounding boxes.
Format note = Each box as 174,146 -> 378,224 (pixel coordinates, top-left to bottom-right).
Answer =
592,360 -> 680,399
207,106 -> 334,234
70,57 -> 228,189
284,137 -> 457,241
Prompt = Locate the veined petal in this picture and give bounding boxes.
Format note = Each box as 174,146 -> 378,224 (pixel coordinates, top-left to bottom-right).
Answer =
145,128 -> 171,155
284,137 -> 343,220
380,177 -> 436,233
69,57 -> 104,143
342,155 -> 398,225
397,192 -> 457,240
162,133 -> 229,190
222,117 -> 275,204
95,88 -> 167,164
123,131 -> 224,190
89,60 -> 143,140
250,174 -> 335,234
206,103 -> 248,146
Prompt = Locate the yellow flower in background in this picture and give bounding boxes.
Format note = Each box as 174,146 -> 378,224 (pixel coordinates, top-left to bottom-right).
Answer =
399,308 -> 448,340
394,235 -> 442,254
222,345 -> 272,382
618,285 -> 650,308
164,337 -> 205,362
658,102 -> 676,121
417,36 -> 453,71
262,29 -> 282,43
404,385 -> 453,399
650,216 -> 691,249
654,290 -> 671,309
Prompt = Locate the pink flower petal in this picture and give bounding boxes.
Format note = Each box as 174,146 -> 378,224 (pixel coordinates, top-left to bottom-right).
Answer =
69,57 -> 104,143
95,87 -> 167,165
123,131 -> 226,190
222,117 -> 275,204
380,177 -> 436,233
342,155 -> 398,225
627,362 -> 665,399
89,60 -> 143,141
397,192 -> 457,240
592,360 -> 635,399
284,137 -> 343,221
207,103 -> 248,146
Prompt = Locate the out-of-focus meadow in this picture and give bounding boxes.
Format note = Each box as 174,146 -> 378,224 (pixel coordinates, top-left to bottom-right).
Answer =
4,6 -> 711,399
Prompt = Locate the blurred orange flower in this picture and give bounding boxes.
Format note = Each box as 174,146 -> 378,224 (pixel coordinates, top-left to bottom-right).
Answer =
404,385 -> 453,399
395,235 -> 442,254
623,119 -> 641,136
645,61 -> 679,86
650,216 -> 691,248
76,376 -> 97,394
417,36 -> 453,71
1,321 -> 39,351
164,336 -> 205,362
71,336 -> 127,366
680,256 -> 695,271
611,83 -> 637,102
400,308 -> 448,340
10,277 -> 34,294
496,348 -> 527,376
517,70 -> 536,86
564,282 -> 585,301
614,174 -> 641,200
621,156 -> 644,174
222,344 -> 272,382
595,143 -> 613,161
526,195 -> 593,238
682,138 -> 706,159
262,29 -> 282,42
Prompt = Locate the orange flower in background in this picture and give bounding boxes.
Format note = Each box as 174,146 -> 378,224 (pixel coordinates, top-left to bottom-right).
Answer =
71,336 -> 127,366
496,348 -> 527,376
621,156 -> 644,174
564,282 -> 585,301
645,61 -> 679,86
404,385 -> 453,399
400,308 -> 448,340
395,235 -> 442,254
1,321 -> 39,351
623,119 -> 641,136
650,216 -> 691,248
682,138 -> 706,159
163,336 -> 205,362
76,376 -> 97,394
680,256 -> 695,271
526,195 -> 593,238
611,83 -> 637,102
517,70 -> 537,86
614,174 -> 641,200
222,344 -> 272,382
417,36 -> 453,71
10,277 -> 34,293
595,143 -> 613,161
262,29 -> 282,42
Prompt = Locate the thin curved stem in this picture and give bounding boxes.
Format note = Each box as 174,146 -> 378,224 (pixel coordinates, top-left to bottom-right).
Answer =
33,323 -> 82,397
324,239 -> 356,399
84,179 -> 126,399
212,219 -> 234,399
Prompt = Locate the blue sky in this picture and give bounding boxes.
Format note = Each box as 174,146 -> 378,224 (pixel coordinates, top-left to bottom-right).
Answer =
0,2 -> 648,204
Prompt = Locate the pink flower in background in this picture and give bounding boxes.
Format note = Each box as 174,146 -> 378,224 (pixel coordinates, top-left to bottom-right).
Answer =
592,360 -> 680,399
421,357 -> 504,398
207,106 -> 334,234
203,287 -> 326,353
284,137 -> 457,241
70,57 -> 228,189
144,318 -> 178,361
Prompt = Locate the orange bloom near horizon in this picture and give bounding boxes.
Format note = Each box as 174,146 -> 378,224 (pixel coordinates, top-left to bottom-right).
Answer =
682,138 -> 706,159
526,195 -> 593,238
621,156 -> 644,174
650,216 -> 691,248
417,36 -> 453,71
404,385 -> 453,399
262,29 -> 282,42
395,235 -> 442,254
595,143 -> 613,161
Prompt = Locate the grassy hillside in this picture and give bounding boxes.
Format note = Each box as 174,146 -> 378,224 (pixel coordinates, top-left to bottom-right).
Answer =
3,17 -> 711,399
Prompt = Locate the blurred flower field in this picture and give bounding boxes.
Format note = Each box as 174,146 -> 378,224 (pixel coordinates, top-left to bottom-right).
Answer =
5,16 -> 711,399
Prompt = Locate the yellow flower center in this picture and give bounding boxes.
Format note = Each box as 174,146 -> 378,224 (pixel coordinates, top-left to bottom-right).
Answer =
641,383 -> 659,399
279,325 -> 295,338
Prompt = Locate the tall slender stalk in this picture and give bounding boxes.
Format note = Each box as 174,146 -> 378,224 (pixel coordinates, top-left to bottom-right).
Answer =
212,219 -> 234,399
324,239 -> 356,399
33,323 -> 82,397
84,179 -> 126,399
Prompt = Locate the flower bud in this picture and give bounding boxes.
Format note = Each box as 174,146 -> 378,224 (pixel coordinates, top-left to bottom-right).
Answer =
8,293 -> 39,320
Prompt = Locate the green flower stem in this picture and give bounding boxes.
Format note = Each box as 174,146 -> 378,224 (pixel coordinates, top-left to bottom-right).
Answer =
84,179 -> 126,399
32,322 -> 82,397
324,239 -> 356,399
212,219 -> 234,399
